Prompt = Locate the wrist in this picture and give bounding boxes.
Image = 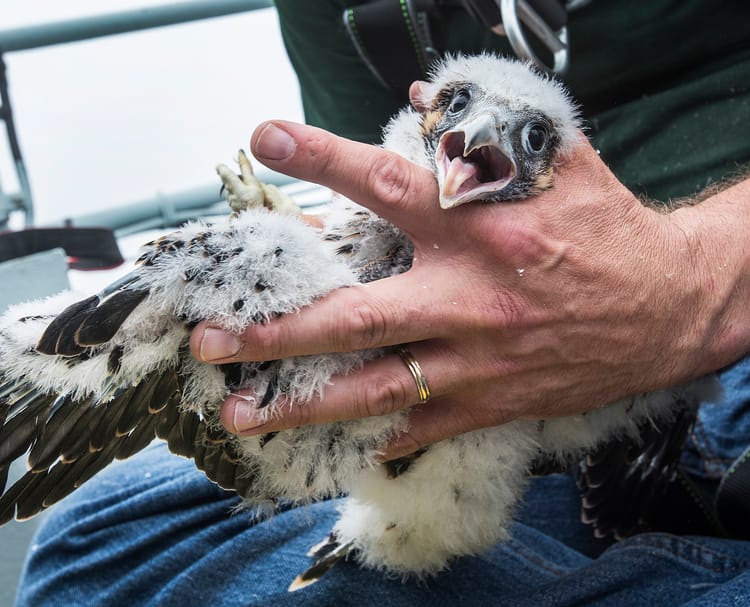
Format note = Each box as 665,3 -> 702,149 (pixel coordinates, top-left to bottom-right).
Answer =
669,178 -> 750,379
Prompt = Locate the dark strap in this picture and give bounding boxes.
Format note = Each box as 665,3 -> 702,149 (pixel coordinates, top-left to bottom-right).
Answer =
645,471 -> 723,537
343,0 -> 568,95
344,0 -> 437,94
716,446 -> 750,539
0,227 -> 124,270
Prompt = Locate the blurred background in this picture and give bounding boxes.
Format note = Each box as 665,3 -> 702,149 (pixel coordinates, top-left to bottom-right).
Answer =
1,1 -> 303,226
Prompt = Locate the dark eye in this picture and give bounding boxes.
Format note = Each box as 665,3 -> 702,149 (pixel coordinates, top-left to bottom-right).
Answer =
523,122 -> 548,154
448,89 -> 470,114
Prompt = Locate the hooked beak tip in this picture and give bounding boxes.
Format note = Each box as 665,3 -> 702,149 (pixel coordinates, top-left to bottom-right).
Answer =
438,194 -> 463,210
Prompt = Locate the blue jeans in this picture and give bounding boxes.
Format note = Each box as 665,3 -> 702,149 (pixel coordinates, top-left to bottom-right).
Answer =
15,357 -> 750,607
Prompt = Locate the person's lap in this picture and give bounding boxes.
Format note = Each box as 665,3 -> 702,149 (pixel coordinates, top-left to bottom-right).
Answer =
15,357 -> 750,607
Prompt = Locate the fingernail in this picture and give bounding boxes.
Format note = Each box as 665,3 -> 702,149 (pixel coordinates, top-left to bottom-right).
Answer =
199,328 -> 242,361
254,123 -> 296,161
227,398 -> 265,434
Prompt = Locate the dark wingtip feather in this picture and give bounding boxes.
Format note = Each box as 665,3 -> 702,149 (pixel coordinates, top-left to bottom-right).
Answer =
0,471 -> 36,525
27,394 -> 94,473
575,404 -> 698,539
288,536 -> 354,592
36,295 -> 100,355
0,392 -> 56,468
76,289 -> 149,347
165,411 -> 200,458
114,415 -> 159,460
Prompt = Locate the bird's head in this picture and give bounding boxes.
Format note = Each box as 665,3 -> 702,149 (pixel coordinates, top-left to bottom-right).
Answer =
398,54 -> 581,209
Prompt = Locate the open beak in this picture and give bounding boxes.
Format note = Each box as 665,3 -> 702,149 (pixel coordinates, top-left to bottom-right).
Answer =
435,113 -> 516,209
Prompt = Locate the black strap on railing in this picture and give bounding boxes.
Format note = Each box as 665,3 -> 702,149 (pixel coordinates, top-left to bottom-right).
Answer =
0,227 -> 124,270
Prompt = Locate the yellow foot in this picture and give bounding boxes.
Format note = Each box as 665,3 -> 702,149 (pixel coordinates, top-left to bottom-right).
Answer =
216,150 -> 301,216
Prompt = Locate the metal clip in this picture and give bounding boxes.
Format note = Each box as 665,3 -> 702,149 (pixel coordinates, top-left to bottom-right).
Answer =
496,0 -> 568,74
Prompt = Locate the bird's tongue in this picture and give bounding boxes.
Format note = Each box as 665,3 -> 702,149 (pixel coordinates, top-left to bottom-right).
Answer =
442,156 -> 480,199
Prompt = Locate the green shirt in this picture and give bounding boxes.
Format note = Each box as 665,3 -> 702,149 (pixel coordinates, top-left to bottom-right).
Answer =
274,1 -> 750,201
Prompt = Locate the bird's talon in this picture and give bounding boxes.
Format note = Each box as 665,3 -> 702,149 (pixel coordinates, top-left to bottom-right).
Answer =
237,149 -> 255,181
217,150 -> 301,216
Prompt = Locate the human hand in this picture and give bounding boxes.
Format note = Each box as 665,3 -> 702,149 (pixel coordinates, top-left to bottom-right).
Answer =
190,120 -> 747,460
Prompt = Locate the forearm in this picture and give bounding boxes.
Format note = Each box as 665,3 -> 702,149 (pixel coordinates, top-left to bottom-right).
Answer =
672,177 -> 750,377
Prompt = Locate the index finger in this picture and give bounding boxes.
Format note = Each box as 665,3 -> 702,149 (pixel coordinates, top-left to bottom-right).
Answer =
250,120 -> 442,235
190,268 -> 454,363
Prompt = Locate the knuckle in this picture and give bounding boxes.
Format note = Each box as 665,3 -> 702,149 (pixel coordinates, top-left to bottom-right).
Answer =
244,321 -> 290,359
333,294 -> 389,351
480,288 -> 529,332
368,154 -> 414,211
356,375 -> 413,418
297,129 -> 344,181
293,398 -> 316,427
389,430 -> 425,458
306,130 -> 337,166
248,321 -> 276,351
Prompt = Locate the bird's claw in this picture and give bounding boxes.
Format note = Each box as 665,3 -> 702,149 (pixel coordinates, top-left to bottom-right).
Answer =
216,150 -> 301,216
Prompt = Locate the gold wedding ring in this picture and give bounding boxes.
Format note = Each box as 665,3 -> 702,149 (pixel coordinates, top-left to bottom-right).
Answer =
397,346 -> 431,404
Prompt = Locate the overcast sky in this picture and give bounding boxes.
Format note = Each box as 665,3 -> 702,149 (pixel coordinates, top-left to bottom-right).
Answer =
1,2 -> 303,224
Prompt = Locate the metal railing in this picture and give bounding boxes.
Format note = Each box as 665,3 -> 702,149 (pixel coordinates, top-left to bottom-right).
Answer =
71,179 -> 334,238
0,0 -> 273,228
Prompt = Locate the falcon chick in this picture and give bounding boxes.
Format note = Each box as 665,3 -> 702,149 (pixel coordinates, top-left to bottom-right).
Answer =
0,55 -> 715,587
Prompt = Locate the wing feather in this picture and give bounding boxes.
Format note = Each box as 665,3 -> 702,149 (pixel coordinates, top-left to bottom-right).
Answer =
575,403 -> 697,539
35,295 -> 100,355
